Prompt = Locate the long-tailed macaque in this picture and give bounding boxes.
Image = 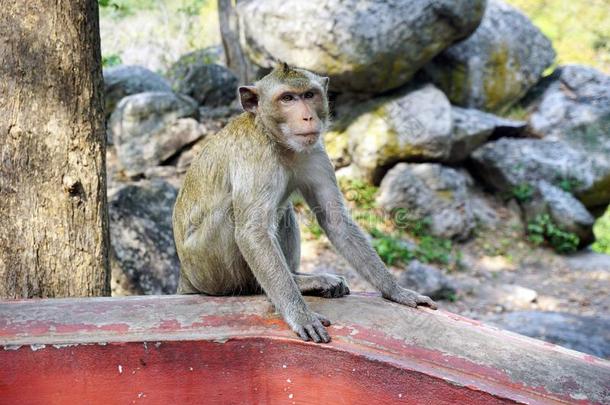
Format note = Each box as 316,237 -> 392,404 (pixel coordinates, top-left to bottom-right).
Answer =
173,63 -> 437,343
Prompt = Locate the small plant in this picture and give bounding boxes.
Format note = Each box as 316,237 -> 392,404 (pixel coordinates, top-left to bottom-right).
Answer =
527,213 -> 580,254
339,178 -> 378,210
504,104 -> 529,120
370,229 -> 414,266
416,235 -> 452,265
511,183 -> 534,202
102,54 -> 122,67
304,220 -> 323,240
388,209 -> 455,265
592,206 -> 610,255
557,178 -> 581,193
391,208 -> 431,237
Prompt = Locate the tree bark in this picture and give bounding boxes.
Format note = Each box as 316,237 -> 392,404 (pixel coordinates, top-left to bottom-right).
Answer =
218,0 -> 253,84
0,0 -> 110,298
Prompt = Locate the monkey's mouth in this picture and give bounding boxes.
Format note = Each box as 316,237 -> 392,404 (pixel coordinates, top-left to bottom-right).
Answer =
295,132 -> 320,137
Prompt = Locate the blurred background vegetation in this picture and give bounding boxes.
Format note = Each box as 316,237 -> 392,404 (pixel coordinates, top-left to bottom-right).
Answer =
98,0 -> 610,256
506,0 -> 610,73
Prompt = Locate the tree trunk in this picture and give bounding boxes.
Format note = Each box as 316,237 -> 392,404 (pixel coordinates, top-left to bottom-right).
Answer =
218,0 -> 253,84
0,0 -> 110,298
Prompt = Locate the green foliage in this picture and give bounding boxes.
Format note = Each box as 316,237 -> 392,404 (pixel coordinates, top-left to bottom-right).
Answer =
371,210 -> 454,266
416,235 -> 453,265
304,220 -> 324,240
102,54 -> 122,67
370,229 -> 414,266
592,205 -> 610,255
527,213 -> 580,254
391,208 -> 431,237
511,183 -> 535,203
339,178 -> 378,210
100,0 -> 208,15
504,104 -> 529,120
506,0 -> 610,73
557,178 -> 581,193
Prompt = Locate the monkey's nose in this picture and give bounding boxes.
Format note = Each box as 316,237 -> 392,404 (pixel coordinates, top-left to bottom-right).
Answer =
303,116 -> 313,122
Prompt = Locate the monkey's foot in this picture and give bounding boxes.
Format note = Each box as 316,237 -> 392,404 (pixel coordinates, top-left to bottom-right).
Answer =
384,287 -> 438,310
293,273 -> 350,298
286,310 -> 331,343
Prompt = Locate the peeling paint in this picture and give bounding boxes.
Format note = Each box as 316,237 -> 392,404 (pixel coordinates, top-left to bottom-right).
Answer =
30,344 -> 46,351
52,343 -> 80,349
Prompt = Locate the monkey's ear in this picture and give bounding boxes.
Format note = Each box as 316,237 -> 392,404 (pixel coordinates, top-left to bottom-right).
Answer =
320,77 -> 329,93
239,86 -> 258,113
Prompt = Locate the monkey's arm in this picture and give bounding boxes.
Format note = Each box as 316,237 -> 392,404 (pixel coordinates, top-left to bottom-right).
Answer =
231,177 -> 332,342
300,155 -> 437,309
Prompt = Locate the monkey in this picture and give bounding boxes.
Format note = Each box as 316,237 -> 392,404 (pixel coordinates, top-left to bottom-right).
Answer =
172,63 -> 437,344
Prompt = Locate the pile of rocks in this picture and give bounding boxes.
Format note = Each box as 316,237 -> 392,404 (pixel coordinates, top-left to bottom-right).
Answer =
103,0 -> 610,298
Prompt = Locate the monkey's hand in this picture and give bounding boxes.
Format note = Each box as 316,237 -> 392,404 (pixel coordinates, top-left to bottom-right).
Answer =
285,310 -> 332,343
383,286 -> 438,310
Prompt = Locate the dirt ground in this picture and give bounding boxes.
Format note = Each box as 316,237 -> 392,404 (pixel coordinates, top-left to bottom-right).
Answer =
299,217 -> 610,322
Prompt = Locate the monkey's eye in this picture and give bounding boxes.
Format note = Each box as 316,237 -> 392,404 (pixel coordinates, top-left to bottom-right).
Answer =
303,91 -> 315,99
281,94 -> 295,103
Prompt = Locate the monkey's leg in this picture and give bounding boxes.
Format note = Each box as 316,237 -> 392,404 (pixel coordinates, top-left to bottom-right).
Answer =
177,272 -> 200,294
278,203 -> 350,298
277,202 -> 301,273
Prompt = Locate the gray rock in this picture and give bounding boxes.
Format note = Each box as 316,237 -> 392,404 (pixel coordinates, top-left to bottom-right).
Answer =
489,311 -> 610,358
109,180 -> 179,295
377,163 -> 476,240
103,65 -> 172,119
398,260 -> 457,300
528,65 -> 610,207
424,0 -> 555,112
110,92 -> 203,176
565,251 -> 610,272
448,106 -> 526,162
522,181 -> 595,245
168,47 -> 226,70
479,284 -> 538,311
331,86 -> 527,180
167,58 -> 238,107
237,0 -> 485,93
470,138 -> 595,196
345,84 -> 453,182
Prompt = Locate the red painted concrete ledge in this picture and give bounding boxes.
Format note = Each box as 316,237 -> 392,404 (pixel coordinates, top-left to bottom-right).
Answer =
0,293 -> 608,404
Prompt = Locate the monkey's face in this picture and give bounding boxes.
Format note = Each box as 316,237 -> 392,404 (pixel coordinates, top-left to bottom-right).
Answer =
271,86 -> 328,152
239,66 -> 330,153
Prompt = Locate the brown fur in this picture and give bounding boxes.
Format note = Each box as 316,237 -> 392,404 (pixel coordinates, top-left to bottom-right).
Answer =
173,65 -> 436,344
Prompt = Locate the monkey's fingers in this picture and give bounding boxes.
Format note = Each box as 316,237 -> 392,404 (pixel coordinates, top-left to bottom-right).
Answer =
314,312 -> 331,326
416,295 -> 438,310
306,323 -> 331,343
294,326 -> 311,342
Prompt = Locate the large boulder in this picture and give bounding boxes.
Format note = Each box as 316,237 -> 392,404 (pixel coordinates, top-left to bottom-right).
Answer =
110,92 -> 203,177
377,163 -> 476,240
343,84 -> 452,182
103,65 -> 172,118
167,56 -> 238,107
328,85 -> 525,181
236,0 -> 485,93
528,65 -> 610,207
109,180 -> 180,296
447,106 -> 526,162
522,181 -> 595,245
424,0 -> 555,112
398,260 -> 457,300
470,138 -> 595,199
488,311 -> 610,358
